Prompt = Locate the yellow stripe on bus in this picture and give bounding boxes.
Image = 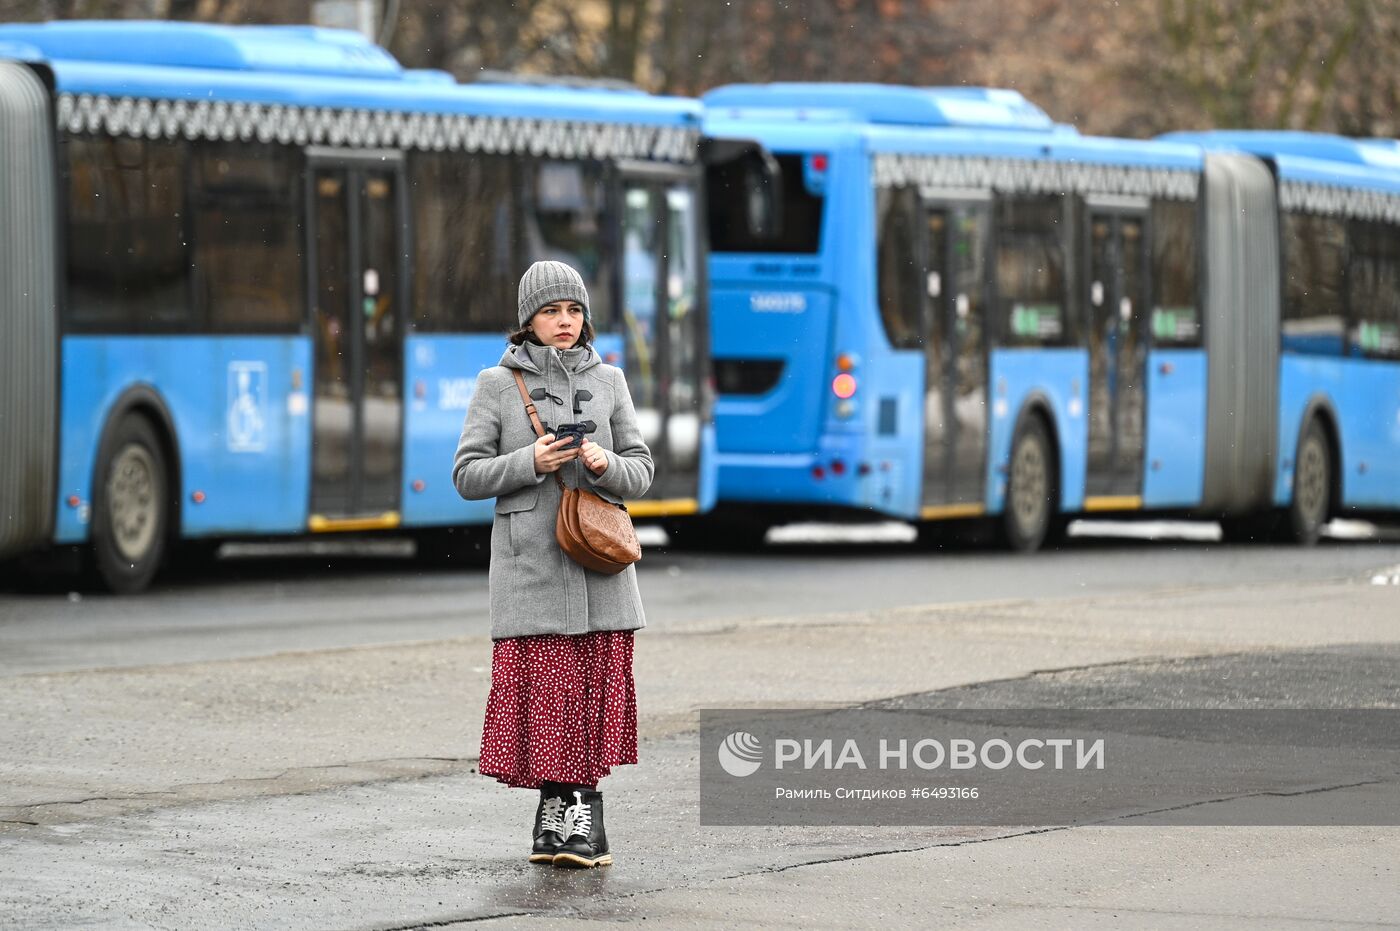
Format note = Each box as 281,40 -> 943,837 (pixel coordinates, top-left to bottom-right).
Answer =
919,503 -> 986,520
308,512 -> 402,533
625,498 -> 700,518
1081,496 -> 1142,512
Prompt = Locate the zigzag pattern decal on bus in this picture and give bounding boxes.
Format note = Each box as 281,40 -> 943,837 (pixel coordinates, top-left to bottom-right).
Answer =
55,93 -> 699,163
872,153 -> 1199,200
1280,181 -> 1400,223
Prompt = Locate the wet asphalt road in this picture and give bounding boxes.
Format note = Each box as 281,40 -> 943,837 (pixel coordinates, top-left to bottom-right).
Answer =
2,524 -> 1400,676
5,623 -> 1400,928
3,524 -> 1400,928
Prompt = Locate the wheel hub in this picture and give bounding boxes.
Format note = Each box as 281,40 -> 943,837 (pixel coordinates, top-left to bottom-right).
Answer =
1297,436 -> 1327,525
1012,440 -> 1047,530
107,443 -> 158,563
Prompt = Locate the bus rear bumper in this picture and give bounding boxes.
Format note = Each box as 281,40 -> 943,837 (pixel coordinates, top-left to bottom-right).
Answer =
715,448 -> 914,518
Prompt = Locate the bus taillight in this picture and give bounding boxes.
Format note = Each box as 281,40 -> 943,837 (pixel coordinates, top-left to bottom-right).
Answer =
832,353 -> 859,417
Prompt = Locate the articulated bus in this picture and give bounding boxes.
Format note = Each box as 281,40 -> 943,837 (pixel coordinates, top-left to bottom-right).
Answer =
0,21 -> 716,592
697,84 -> 1400,549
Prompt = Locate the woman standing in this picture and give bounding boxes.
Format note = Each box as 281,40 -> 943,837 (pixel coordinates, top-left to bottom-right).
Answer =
452,261 -> 653,869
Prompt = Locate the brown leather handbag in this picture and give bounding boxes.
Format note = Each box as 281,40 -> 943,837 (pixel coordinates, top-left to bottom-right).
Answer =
512,371 -> 641,575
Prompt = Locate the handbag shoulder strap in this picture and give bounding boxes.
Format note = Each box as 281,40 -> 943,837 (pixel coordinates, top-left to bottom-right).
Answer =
511,370 -> 546,438
512,369 -> 567,491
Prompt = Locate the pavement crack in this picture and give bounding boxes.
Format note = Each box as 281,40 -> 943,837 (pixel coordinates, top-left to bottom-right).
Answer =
854,648 -> 1254,710
0,755 -> 480,825
1111,777 -> 1388,821
729,825 -> 1071,877
370,911 -> 538,930
10,792 -> 174,809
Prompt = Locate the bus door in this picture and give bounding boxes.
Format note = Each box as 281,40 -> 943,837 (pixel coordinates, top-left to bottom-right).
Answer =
620,171 -> 705,503
921,198 -> 990,512
307,152 -> 406,526
1084,205 -> 1148,500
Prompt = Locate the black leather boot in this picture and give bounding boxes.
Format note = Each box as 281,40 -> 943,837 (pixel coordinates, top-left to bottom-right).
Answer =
553,787 -> 610,868
529,781 -> 569,864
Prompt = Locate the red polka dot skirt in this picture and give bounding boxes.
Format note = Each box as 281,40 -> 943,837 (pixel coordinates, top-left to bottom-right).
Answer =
479,630 -> 638,790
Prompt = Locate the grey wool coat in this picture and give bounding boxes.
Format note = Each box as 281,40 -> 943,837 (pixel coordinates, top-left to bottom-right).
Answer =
452,340 -> 654,640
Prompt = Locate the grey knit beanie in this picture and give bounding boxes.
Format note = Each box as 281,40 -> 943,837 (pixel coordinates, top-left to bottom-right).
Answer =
517,260 -> 589,327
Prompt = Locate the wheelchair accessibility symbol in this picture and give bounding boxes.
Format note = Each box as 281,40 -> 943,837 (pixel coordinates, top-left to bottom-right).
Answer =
227,361 -> 268,453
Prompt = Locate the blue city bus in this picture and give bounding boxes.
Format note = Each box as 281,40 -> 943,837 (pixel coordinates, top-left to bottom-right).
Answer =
696,83 -> 1400,549
1159,131 -> 1400,540
0,20 -> 716,592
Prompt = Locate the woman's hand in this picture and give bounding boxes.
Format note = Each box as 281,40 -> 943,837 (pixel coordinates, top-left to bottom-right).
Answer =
533,434 -> 579,474
580,439 -> 609,475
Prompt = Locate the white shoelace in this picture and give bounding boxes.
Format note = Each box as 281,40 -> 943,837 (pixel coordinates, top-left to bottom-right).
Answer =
564,790 -> 592,839
539,795 -> 567,835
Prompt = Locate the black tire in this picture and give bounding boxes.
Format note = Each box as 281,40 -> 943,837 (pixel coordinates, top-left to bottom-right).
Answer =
1000,416 -> 1055,553
1042,512 -> 1072,550
1287,418 -> 1332,546
89,414 -> 169,594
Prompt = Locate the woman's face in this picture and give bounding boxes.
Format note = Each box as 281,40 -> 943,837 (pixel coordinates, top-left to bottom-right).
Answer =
530,300 -> 586,349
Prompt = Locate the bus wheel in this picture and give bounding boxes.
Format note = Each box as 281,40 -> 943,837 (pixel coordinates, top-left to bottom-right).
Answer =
90,415 -> 169,594
1288,418 -> 1332,546
1001,417 -> 1054,553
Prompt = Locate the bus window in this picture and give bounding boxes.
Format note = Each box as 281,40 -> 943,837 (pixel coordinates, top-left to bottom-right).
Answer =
666,183 -> 703,468
64,136 -> 191,331
1282,211 -> 1347,356
876,186 -> 924,350
707,153 -> 822,253
1347,219 -> 1400,359
1150,199 -> 1201,347
995,195 -> 1067,347
623,186 -> 661,414
192,144 -> 305,333
409,152 -> 520,332
523,160 -> 613,328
